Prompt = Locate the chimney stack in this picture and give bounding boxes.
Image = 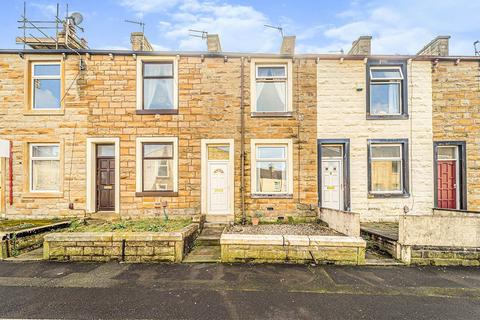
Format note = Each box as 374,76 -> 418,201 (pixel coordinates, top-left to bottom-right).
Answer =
131,32 -> 153,51
207,34 -> 222,52
348,36 -> 372,55
417,36 -> 450,56
280,36 -> 296,55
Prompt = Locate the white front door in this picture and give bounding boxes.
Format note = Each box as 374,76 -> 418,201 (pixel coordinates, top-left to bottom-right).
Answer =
207,162 -> 230,214
322,159 -> 342,210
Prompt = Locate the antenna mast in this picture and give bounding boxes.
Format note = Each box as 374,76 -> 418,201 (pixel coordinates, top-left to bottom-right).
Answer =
264,24 -> 284,38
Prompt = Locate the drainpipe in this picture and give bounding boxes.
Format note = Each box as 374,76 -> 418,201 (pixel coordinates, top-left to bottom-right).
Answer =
9,141 -> 12,206
240,57 -> 246,225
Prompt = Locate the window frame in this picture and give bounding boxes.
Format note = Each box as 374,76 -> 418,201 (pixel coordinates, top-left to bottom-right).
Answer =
24,56 -> 65,115
366,60 -> 408,120
367,139 -> 409,198
142,142 -> 174,192
135,137 -> 178,197
28,142 -> 62,194
250,139 -> 293,198
31,62 -> 62,111
250,59 -> 293,117
136,56 -> 178,115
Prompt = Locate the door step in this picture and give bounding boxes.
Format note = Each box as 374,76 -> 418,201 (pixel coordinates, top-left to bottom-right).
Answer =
183,246 -> 221,263
183,225 -> 223,263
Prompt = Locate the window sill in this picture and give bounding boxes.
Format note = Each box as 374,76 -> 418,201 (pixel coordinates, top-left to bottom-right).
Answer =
22,192 -> 63,199
368,192 -> 410,199
23,109 -> 64,116
366,114 -> 409,120
136,109 -> 178,115
135,191 -> 178,197
251,193 -> 293,199
251,112 -> 293,118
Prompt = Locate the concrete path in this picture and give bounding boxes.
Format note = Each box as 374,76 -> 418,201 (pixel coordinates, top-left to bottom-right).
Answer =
0,261 -> 479,319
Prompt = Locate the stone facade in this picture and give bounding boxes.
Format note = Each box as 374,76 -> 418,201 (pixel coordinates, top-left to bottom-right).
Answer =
432,60 -> 480,210
317,60 -> 434,221
0,52 -> 317,221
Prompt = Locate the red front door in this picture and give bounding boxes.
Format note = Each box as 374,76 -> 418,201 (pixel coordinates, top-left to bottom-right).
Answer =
437,160 -> 456,209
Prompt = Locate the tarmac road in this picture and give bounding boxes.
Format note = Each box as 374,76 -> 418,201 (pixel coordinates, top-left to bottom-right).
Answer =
0,261 -> 479,319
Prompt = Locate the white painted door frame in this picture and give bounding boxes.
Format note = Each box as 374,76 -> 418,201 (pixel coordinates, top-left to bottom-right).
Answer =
86,137 -> 120,213
201,139 -> 234,216
322,158 -> 343,210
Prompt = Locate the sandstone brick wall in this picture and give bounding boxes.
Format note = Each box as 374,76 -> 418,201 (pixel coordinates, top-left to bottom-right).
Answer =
317,60 -> 434,222
432,61 -> 480,210
0,53 -> 317,221
0,54 -> 87,219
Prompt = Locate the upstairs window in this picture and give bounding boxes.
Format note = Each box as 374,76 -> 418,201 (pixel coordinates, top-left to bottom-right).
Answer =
142,62 -> 175,110
31,63 -> 61,110
254,65 -> 288,113
367,61 -> 408,119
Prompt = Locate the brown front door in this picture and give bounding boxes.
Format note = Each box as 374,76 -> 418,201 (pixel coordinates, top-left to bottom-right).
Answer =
437,160 -> 456,209
96,146 -> 115,211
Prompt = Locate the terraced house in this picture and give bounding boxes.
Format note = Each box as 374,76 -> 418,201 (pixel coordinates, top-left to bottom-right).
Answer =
0,23 -> 479,224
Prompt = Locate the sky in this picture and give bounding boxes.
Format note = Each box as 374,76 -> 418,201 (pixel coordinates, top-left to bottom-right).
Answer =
1,0 -> 479,55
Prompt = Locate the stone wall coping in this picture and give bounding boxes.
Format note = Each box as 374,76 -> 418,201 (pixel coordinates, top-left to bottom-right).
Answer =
44,223 -> 198,243
221,234 -> 284,245
221,233 -> 366,247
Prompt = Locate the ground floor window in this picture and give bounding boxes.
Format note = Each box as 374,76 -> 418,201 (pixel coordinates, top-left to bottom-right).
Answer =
30,143 -> 60,192
368,139 -> 409,197
251,139 -> 293,196
136,137 -> 178,195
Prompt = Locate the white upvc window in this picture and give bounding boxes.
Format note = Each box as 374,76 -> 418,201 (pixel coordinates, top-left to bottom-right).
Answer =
30,143 -> 60,192
251,59 -> 293,113
31,62 -> 61,110
251,139 -> 293,195
370,144 -> 403,193
369,66 -> 404,116
135,137 -> 178,194
136,56 -> 178,113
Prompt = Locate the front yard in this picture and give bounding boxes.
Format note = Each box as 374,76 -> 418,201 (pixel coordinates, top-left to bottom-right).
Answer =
66,218 -> 192,233
44,218 -> 199,263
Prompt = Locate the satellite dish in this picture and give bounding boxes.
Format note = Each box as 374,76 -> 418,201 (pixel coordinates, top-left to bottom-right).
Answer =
69,12 -> 84,26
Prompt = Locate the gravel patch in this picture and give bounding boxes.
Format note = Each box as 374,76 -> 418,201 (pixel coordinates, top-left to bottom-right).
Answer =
225,224 -> 342,236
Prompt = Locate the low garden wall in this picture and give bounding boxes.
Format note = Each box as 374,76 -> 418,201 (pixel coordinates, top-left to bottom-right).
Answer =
398,211 -> 480,266
221,234 -> 366,265
44,224 -> 198,263
319,207 -> 360,237
0,221 -> 71,259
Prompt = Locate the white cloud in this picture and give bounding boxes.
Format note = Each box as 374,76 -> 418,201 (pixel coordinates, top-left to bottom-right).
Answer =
153,0 -> 281,52
322,0 -> 480,55
115,0 -> 480,55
